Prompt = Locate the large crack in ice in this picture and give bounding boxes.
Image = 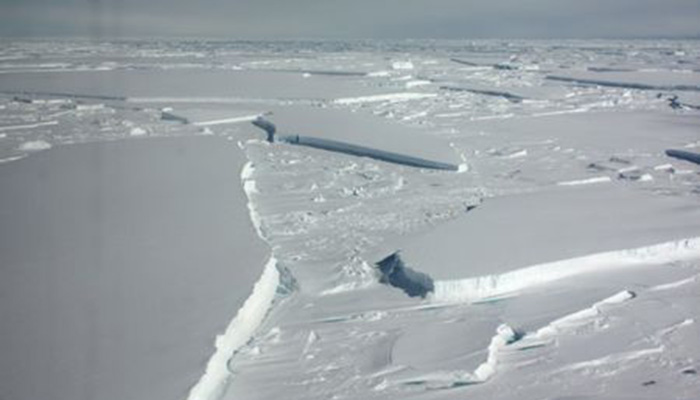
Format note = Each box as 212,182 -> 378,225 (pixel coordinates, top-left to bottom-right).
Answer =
440,85 -> 526,103
546,75 -> 700,92
375,238 -> 700,303
376,252 -> 434,298
186,257 -> 280,400
250,116 -> 460,171
186,158 -> 296,400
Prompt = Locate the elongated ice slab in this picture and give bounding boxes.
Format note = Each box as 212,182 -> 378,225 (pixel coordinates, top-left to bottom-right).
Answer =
333,92 -> 436,105
249,117 -> 459,171
0,120 -> 58,132
666,149 -> 700,166
193,115 -> 261,127
557,176 -> 612,186
432,237 -> 700,303
536,290 -> 635,337
18,140 -> 52,151
546,75 -> 700,92
281,135 -> 459,171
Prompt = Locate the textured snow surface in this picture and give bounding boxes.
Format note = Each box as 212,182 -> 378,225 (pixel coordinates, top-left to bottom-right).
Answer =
1,39 -> 699,400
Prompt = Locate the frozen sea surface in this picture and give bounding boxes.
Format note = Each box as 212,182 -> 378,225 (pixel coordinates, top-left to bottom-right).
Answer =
0,137 -> 269,400
0,39 -> 699,400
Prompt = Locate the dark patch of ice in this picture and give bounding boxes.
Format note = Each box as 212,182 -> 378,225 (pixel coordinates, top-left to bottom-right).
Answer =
450,58 -> 482,67
665,95 -> 700,110
12,96 -> 33,103
252,117 -> 276,142
2,90 -> 127,101
440,86 -> 525,103
587,162 -> 616,172
609,156 -> 631,165
493,63 -> 519,71
282,135 -> 459,171
666,149 -> 700,166
546,75 -> 700,92
451,381 -> 479,388
160,111 -> 189,124
250,118 -> 459,171
376,252 -> 434,298
587,67 -> 637,73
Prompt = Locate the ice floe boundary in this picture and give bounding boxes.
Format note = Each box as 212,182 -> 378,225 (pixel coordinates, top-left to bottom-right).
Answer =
187,158 -> 294,400
431,237 -> 700,303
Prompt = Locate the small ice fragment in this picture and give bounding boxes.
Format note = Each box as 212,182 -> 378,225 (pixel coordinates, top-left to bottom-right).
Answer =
19,140 -> 52,151
405,80 -> 431,88
557,176 -> 611,186
367,70 -> 390,77
0,155 -> 27,164
76,104 -> 104,111
130,127 -> 147,136
504,149 -> 527,159
392,60 -> 414,70
654,164 -> 674,172
617,166 -> 639,174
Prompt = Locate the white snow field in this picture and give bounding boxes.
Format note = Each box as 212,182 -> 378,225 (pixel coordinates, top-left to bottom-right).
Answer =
0,39 -> 699,400
0,137 -> 273,400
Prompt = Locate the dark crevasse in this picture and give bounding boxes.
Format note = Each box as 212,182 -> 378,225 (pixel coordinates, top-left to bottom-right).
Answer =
250,117 -> 459,171
376,252 -> 434,298
666,149 -> 700,166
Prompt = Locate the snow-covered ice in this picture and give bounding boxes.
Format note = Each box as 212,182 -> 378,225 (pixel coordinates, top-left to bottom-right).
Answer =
0,137 -> 270,400
1,39 -> 699,400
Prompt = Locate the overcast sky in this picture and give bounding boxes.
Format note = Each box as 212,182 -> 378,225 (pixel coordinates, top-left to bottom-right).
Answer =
1,0 -> 699,39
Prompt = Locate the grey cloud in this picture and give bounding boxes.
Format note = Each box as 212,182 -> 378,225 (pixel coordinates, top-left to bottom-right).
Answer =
0,0 -> 698,38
